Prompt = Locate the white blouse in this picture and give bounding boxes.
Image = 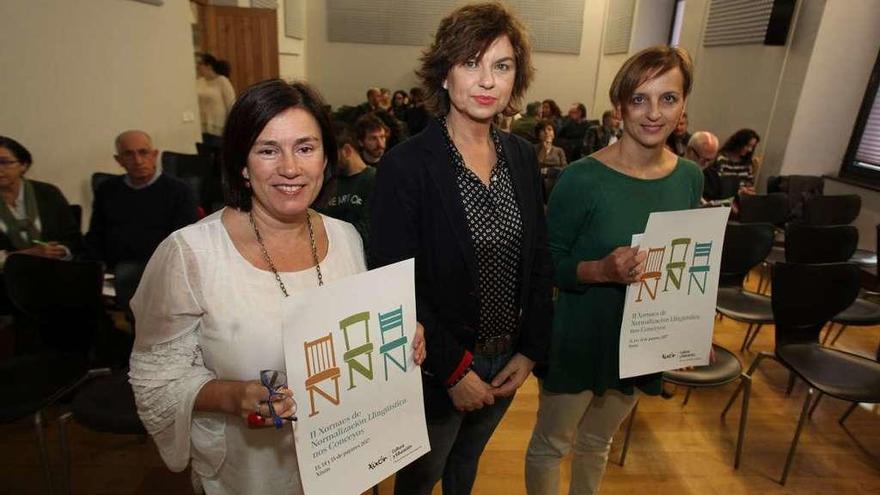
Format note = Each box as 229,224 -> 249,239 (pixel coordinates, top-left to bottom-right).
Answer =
129,210 -> 366,494
196,75 -> 236,137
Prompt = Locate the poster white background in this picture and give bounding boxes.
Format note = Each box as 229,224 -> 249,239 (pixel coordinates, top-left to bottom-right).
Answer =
619,208 -> 730,378
282,259 -> 429,494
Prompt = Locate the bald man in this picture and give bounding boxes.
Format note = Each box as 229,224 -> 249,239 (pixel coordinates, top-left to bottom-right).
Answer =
85,130 -> 198,269
685,131 -> 725,203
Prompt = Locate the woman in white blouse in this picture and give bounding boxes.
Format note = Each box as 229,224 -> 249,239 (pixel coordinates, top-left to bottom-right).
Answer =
129,79 -> 424,494
196,53 -> 236,147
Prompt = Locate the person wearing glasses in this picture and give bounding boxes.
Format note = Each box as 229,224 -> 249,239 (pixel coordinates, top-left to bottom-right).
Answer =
129,80 -> 425,494
0,136 -> 81,262
684,131 -> 722,202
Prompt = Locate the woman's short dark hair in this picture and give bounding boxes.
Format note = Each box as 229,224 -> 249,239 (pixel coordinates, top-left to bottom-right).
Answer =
609,45 -> 693,111
222,79 -> 336,211
198,53 -> 230,77
416,2 -> 534,117
0,136 -> 33,167
720,128 -> 761,158
542,99 -> 562,119
534,119 -> 555,137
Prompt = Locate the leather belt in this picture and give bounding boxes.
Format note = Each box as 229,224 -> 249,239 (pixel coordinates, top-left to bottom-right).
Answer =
474,334 -> 515,357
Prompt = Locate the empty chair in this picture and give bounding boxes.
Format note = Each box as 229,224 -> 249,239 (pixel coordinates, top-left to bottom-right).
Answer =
723,262 -> 879,485
0,254 -> 106,493
802,194 -> 861,225
784,224 -> 858,264
161,151 -> 214,211
715,222 -> 775,351
738,193 -> 789,226
618,344 -> 751,469
766,175 -> 824,223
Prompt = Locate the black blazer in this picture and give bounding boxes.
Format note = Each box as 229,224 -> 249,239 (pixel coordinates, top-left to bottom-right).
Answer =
0,180 -> 82,255
370,119 -> 553,410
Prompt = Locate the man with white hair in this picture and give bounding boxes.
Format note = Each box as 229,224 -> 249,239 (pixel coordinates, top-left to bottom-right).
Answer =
685,131 -> 723,203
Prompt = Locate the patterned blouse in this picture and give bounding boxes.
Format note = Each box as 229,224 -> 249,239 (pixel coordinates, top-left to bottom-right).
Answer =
440,118 -> 523,343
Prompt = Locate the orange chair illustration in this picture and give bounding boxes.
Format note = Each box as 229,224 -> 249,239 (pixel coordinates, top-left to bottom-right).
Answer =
688,242 -> 713,295
636,247 -> 666,302
379,306 -> 407,380
339,311 -> 374,390
663,238 -> 692,292
303,333 -> 341,417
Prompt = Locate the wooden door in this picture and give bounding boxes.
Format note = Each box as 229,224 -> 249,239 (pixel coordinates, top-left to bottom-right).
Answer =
199,5 -> 279,95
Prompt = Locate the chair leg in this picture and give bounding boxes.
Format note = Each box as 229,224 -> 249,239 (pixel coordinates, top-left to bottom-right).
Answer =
781,387 -> 816,486
745,324 -> 763,351
785,371 -> 797,397
723,352 -> 771,418
839,402 -> 859,425
740,324 -> 755,352
34,410 -> 54,495
734,374 -> 752,469
619,401 -> 638,466
682,387 -> 693,406
59,412 -> 73,495
807,392 -> 823,418
829,324 -> 848,346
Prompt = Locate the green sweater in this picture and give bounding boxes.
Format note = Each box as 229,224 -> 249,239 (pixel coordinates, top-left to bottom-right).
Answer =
543,156 -> 703,396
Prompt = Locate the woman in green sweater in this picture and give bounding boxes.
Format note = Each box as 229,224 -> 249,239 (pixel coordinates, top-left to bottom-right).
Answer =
525,46 -> 703,494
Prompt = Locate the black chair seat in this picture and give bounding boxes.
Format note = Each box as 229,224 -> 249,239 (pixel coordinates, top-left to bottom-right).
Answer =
71,371 -> 146,434
777,344 -> 880,403
0,353 -> 87,423
850,249 -> 877,269
716,287 -> 774,323
833,297 -> 880,325
663,345 -> 741,387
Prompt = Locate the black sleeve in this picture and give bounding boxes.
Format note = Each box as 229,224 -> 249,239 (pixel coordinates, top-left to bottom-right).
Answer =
83,184 -> 108,262
515,142 -> 554,365
41,184 -> 83,256
369,150 -> 470,386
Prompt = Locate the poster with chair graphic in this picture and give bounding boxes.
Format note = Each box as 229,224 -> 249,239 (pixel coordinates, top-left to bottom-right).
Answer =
282,258 -> 428,494
619,207 -> 731,379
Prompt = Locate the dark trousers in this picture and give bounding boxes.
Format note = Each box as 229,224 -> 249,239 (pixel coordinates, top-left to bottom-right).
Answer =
393,352 -> 515,495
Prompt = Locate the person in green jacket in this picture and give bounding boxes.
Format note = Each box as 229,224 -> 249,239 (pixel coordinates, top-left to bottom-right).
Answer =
525,45 -> 704,495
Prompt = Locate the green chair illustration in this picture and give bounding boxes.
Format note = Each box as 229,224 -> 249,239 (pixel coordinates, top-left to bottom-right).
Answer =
663,238 -> 692,292
379,306 -> 408,380
688,242 -> 713,295
303,334 -> 341,417
339,312 -> 374,390
637,247 -> 666,302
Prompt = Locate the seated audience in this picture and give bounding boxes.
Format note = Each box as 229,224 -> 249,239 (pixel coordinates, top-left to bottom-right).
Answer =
511,101 -> 542,142
390,89 -> 411,119
0,136 -> 82,261
373,108 -> 407,150
716,128 -> 760,190
535,120 -> 568,170
557,102 -> 590,160
379,87 -> 393,111
355,114 -> 390,166
355,87 -> 383,119
582,110 -> 621,155
315,122 -> 376,251
665,111 -> 690,156
406,87 -> 430,135
85,130 -> 198,270
684,131 -> 723,202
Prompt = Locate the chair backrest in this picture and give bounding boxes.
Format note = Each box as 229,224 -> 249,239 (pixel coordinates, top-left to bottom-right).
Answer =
91,172 -> 118,194
784,224 -> 858,264
766,175 -> 824,222
69,204 -> 83,230
4,254 -> 103,354
771,262 -> 860,347
718,175 -> 741,199
161,151 -> 213,178
304,334 -> 337,377
738,193 -> 789,225
803,194 -> 861,225
720,222 -> 775,287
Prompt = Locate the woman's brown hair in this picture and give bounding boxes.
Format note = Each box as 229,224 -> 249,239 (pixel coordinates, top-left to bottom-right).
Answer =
609,45 -> 694,111
416,2 -> 534,117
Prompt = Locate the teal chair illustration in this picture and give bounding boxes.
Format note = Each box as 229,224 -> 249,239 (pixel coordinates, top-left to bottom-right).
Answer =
688,242 -> 713,295
303,334 -> 341,417
339,312 -> 374,390
379,306 -> 408,380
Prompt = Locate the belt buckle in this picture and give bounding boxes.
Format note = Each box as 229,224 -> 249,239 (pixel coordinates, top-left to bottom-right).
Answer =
476,335 -> 512,357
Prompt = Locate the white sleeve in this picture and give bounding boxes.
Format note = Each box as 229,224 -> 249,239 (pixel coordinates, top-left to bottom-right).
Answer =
128,235 -> 220,473
221,76 -> 236,113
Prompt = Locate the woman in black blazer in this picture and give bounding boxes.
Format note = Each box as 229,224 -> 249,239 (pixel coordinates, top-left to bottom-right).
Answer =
369,4 -> 553,494
0,136 -> 81,260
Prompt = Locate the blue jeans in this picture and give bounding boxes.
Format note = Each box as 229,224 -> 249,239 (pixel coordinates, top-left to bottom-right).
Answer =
393,352 -> 515,495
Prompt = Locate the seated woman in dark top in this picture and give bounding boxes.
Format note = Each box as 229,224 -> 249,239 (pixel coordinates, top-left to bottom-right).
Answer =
0,136 -> 81,262
715,128 -> 760,191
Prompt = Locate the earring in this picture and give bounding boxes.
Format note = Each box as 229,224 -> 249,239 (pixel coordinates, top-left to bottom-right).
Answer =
442,80 -> 448,90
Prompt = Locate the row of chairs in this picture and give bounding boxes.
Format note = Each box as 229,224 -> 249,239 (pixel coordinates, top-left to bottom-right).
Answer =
0,255 -> 144,494
618,222 -> 880,485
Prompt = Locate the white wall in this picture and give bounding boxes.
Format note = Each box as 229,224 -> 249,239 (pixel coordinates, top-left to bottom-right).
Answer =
0,0 -> 201,225
276,0 -> 307,81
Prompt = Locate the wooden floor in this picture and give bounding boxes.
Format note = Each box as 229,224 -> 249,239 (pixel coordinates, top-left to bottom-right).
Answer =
2,275 -> 879,494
